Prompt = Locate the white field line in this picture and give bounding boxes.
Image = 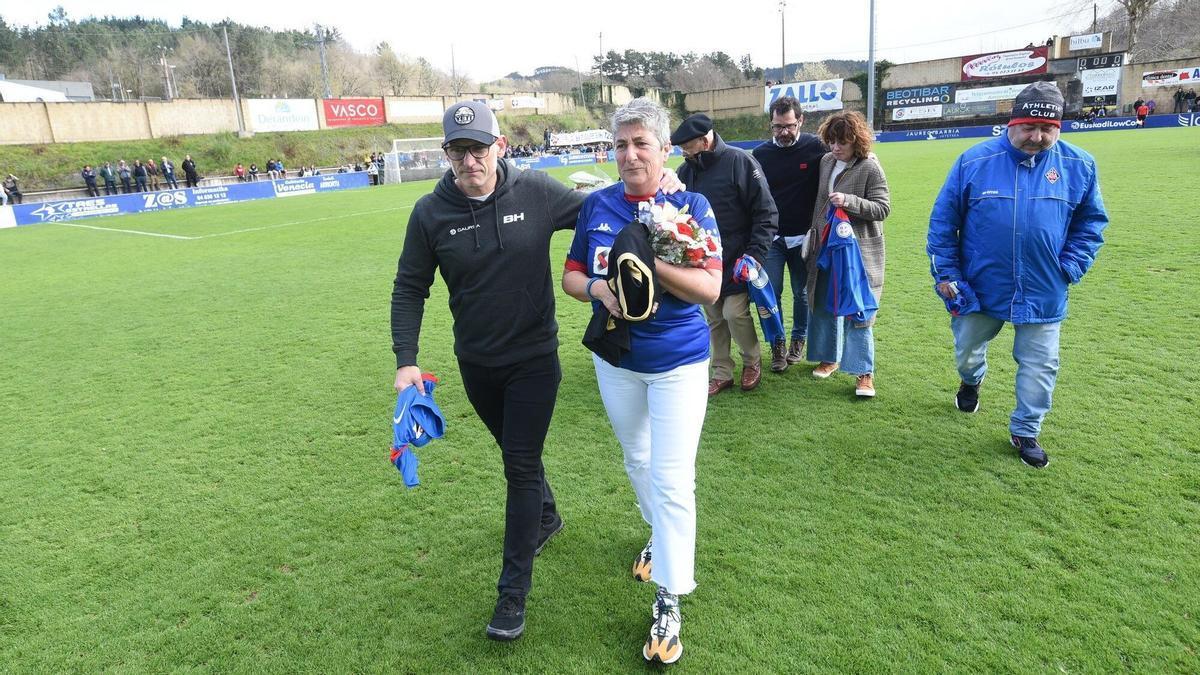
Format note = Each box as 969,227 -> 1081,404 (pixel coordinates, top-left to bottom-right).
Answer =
55,204 -> 414,241
194,205 -> 412,239
57,222 -> 198,240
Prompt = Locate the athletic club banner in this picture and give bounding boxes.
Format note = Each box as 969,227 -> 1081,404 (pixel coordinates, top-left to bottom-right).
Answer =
961,47 -> 1048,80
323,98 -> 386,127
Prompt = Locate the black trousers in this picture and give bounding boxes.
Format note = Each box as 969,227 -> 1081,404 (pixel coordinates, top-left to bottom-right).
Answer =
458,351 -> 561,597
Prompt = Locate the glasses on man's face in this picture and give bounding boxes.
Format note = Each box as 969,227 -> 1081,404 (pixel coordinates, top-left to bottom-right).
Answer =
771,123 -> 798,133
444,143 -> 492,160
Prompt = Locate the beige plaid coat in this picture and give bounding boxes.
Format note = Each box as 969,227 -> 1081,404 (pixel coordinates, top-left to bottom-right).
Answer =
803,152 -> 891,328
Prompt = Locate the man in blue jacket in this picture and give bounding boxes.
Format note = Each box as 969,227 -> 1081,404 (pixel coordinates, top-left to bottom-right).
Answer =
927,81 -> 1108,469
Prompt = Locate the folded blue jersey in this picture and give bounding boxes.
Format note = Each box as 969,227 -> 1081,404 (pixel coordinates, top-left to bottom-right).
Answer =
390,374 -> 446,488
733,255 -> 785,344
817,206 -> 878,324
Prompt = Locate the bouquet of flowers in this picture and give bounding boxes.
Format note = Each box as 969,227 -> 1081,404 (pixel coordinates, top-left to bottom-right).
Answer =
636,200 -> 720,268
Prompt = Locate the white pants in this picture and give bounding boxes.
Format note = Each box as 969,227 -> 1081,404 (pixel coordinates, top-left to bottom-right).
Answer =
593,355 -> 709,595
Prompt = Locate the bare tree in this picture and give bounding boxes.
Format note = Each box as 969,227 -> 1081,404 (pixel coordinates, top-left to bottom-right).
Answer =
791,61 -> 835,82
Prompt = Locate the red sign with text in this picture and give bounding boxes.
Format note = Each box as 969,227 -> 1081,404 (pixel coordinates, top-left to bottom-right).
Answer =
323,98 -> 386,127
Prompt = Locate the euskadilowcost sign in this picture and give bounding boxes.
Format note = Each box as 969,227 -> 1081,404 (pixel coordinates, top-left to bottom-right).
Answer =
961,47 -> 1049,80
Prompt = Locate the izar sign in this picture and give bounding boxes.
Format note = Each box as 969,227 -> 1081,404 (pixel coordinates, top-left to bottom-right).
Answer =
765,79 -> 844,113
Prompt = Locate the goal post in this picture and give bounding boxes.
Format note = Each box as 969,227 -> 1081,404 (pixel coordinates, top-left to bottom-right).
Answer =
384,137 -> 446,185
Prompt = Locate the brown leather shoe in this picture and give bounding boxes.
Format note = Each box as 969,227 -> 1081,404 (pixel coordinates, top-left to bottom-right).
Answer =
741,363 -> 762,391
812,362 -> 839,379
770,339 -> 789,373
708,378 -> 733,397
855,373 -> 876,397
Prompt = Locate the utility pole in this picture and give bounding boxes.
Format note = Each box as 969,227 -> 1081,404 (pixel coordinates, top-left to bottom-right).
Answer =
779,1 -> 786,81
223,26 -> 246,134
315,24 -> 332,98
451,44 -> 460,98
157,45 -> 173,99
867,0 -> 877,130
1092,2 -> 1098,33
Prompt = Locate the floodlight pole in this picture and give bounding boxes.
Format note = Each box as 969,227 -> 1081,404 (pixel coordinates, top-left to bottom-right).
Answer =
867,0 -> 877,130
316,24 -> 332,99
224,26 -> 246,133
779,1 -> 787,81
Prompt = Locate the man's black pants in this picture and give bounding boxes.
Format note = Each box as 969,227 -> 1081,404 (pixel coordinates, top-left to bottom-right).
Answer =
458,351 -> 561,597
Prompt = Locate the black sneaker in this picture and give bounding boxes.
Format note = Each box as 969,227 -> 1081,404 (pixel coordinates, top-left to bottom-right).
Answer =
535,515 -> 564,556
1011,435 -> 1049,469
486,593 -> 526,641
955,381 -> 981,413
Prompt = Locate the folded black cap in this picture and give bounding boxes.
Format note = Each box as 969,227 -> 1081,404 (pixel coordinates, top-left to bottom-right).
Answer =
670,113 -> 713,145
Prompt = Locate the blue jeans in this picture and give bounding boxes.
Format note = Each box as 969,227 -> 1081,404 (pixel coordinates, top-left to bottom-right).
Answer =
806,272 -> 874,375
764,238 -> 808,342
951,314 -> 1061,438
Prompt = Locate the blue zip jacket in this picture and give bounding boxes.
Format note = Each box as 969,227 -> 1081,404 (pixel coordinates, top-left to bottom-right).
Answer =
817,206 -> 878,324
927,132 -> 1108,324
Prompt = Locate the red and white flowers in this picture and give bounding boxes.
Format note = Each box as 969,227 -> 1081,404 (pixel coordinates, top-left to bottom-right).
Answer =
637,200 -> 719,268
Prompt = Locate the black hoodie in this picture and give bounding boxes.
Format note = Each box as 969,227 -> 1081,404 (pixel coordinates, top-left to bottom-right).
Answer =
391,160 -> 585,368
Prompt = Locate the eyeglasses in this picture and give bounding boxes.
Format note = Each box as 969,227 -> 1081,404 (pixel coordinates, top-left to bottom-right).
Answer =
444,143 -> 492,160
770,123 -> 799,132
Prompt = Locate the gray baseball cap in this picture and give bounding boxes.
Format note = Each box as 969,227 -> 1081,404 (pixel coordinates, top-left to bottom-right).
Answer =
442,101 -> 500,146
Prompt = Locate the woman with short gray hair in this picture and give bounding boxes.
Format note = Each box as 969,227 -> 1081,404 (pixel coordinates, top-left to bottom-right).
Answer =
563,97 -> 722,664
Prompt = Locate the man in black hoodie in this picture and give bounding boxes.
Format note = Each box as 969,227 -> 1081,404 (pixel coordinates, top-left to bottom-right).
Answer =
672,114 -> 778,396
391,101 -> 681,642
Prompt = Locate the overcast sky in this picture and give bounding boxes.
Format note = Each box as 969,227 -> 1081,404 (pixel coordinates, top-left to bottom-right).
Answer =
4,1 -> 1108,82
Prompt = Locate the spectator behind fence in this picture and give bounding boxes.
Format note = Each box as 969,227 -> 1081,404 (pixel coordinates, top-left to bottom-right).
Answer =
81,165 -> 99,197
133,160 -> 148,192
182,155 -> 199,188
100,162 -> 118,195
161,157 -> 179,189
118,160 -> 133,193
146,159 -> 161,190
249,163 -> 259,181
3,174 -> 22,205
235,163 -> 246,181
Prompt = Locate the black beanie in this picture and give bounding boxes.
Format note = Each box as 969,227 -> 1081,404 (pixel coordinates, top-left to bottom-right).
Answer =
1009,81 -> 1064,127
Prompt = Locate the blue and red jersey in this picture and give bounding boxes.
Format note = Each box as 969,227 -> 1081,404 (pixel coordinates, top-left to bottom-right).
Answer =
565,183 -> 722,374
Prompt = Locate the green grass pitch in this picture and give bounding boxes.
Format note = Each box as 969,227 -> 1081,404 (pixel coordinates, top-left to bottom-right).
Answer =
1,129 -> 1197,672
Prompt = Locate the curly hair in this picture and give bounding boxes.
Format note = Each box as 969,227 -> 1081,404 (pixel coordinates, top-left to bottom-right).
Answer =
612,98 -> 671,147
817,111 -> 874,159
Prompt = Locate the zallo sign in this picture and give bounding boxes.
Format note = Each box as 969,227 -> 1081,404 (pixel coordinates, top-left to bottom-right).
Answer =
961,47 -> 1048,80
765,79 -> 845,113
323,98 -> 386,127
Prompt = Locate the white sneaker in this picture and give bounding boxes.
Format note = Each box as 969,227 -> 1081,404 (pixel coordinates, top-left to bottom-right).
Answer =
643,591 -> 682,664
632,537 -> 652,582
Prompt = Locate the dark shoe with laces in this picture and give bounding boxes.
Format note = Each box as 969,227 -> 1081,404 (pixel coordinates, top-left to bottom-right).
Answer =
1011,435 -> 1049,469
535,514 -> 564,556
770,339 -> 789,373
486,593 -> 526,641
786,339 -> 805,364
956,381 -> 981,413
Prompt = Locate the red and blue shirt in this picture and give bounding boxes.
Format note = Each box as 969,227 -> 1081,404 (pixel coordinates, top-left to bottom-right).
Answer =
565,183 -> 722,373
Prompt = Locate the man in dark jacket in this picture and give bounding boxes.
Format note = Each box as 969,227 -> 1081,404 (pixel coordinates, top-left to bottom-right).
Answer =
391,100 -> 682,642
672,113 -> 778,395
181,155 -> 199,188
81,165 -> 99,197
753,96 -> 828,372
99,162 -> 118,195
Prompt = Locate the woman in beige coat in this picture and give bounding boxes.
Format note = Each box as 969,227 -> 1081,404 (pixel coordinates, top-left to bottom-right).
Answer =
802,111 -> 890,397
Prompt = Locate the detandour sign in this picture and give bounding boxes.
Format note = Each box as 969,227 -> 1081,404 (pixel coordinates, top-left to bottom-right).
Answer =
247,99 -> 319,132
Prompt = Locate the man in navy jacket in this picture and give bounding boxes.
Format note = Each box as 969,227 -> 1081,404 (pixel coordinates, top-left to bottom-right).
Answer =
927,82 -> 1108,469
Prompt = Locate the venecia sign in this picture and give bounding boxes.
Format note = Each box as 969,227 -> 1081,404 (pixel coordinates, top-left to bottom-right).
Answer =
961,47 -> 1048,80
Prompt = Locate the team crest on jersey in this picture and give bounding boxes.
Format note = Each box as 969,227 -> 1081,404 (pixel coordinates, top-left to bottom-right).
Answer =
1045,168 -> 1060,184
836,222 -> 853,239
453,106 -> 475,125
593,246 -> 611,275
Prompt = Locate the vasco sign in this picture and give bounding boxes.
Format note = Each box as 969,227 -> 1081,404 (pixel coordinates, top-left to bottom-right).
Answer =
323,98 -> 386,127
961,47 -> 1048,80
